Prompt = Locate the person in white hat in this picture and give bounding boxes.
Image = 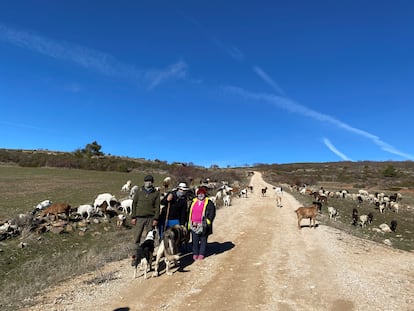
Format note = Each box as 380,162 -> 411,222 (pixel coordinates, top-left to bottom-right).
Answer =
159,182 -> 189,237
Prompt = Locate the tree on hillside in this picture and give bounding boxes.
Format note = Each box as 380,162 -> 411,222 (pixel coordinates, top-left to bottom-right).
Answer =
382,165 -> 398,178
74,141 -> 104,158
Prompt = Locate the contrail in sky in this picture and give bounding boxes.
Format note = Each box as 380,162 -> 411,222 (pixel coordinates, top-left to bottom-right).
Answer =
0,24 -> 186,89
253,66 -> 287,97
226,86 -> 414,160
145,61 -> 188,90
179,14 -> 412,161
322,138 -> 352,161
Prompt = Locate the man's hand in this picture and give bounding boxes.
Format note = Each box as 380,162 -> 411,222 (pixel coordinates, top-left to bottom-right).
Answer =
152,219 -> 158,227
167,193 -> 173,201
131,218 -> 137,225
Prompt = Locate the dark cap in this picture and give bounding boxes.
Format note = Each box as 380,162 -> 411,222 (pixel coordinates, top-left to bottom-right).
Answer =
144,175 -> 154,182
196,187 -> 207,195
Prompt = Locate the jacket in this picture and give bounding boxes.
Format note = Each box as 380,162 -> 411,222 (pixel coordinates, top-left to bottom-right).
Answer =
131,186 -> 160,221
188,197 -> 216,235
160,190 -> 188,225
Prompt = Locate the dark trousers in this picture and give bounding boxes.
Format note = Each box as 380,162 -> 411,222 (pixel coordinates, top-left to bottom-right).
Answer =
191,232 -> 208,257
133,217 -> 155,254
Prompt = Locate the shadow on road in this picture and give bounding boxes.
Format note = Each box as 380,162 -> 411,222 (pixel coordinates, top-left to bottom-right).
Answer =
207,241 -> 235,257
154,241 -> 236,276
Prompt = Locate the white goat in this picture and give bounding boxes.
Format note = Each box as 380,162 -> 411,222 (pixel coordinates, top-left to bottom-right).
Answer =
275,194 -> 282,208
0,221 -> 11,233
76,204 -> 97,219
273,186 -> 283,195
117,214 -> 126,227
239,188 -> 248,198
121,180 -> 132,192
32,199 -> 53,214
129,185 -> 139,199
215,189 -> 223,201
379,223 -> 392,233
215,185 -> 233,202
94,193 -> 117,208
359,215 -> 369,227
93,193 -> 120,218
389,201 -> 399,213
163,177 -> 171,191
120,199 -> 133,215
379,202 -> 387,214
327,206 -> 339,221
223,194 -> 231,207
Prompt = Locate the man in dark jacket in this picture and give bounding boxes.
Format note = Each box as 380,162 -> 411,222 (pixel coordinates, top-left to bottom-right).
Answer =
130,174 -> 160,266
159,182 -> 189,237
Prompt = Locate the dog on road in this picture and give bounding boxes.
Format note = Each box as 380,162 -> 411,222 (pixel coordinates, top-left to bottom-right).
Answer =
153,224 -> 189,277
133,229 -> 156,279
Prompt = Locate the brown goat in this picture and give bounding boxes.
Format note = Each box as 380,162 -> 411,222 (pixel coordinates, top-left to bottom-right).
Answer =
294,203 -> 321,229
40,203 -> 71,220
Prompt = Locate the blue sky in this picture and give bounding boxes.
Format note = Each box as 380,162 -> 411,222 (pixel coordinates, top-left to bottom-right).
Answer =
0,1 -> 413,167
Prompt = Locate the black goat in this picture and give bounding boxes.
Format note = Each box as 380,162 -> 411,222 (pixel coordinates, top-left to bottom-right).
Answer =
367,212 -> 374,224
352,208 -> 359,226
390,220 -> 398,232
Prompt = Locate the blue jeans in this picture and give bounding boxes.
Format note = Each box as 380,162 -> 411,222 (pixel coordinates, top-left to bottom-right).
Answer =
159,219 -> 180,239
192,231 -> 208,257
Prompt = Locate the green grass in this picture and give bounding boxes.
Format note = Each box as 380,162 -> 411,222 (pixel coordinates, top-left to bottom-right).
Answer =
0,166 -> 155,219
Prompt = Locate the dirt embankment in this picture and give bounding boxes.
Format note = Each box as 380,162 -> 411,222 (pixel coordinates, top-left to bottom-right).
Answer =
23,172 -> 414,311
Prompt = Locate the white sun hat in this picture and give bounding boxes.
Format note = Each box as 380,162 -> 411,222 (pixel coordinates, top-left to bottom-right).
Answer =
178,182 -> 189,190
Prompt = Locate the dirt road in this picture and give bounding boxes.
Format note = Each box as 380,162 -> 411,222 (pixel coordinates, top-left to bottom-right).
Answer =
24,172 -> 414,311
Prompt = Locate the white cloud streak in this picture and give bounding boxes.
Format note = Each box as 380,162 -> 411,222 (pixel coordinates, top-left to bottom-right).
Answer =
253,66 -> 286,96
145,61 -> 188,90
225,86 -> 414,160
322,138 -> 352,161
0,24 -> 186,89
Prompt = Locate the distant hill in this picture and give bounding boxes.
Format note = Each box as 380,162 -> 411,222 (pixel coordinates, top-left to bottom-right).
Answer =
1,148 -> 413,190
256,161 -> 414,191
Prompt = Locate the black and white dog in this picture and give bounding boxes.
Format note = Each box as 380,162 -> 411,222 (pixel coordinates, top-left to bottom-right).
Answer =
134,229 -> 156,279
153,224 -> 189,277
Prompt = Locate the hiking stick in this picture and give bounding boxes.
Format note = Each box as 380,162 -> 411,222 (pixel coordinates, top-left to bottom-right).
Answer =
163,201 -> 171,234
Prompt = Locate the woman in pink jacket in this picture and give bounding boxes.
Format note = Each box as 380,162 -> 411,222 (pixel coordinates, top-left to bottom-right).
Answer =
188,187 -> 216,260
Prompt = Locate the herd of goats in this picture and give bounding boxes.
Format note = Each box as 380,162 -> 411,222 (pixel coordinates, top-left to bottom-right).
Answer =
0,176 -> 406,242
0,177 -> 243,242
291,185 -> 402,233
